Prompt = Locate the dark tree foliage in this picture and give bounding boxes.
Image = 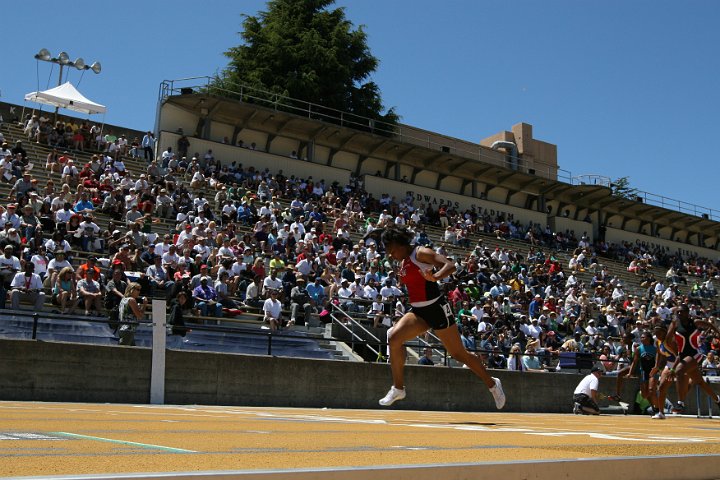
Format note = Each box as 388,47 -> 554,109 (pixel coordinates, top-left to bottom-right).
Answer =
610,176 -> 639,200
209,0 -> 399,132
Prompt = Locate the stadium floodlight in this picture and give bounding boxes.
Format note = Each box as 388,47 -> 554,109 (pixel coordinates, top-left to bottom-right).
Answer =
34,48 -> 51,61
32,48 -> 102,119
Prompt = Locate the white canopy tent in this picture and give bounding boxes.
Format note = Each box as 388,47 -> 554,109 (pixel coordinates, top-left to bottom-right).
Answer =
24,82 -> 106,114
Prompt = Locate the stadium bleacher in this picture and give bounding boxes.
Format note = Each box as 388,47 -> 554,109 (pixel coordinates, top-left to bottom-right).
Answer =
0,104 -> 718,374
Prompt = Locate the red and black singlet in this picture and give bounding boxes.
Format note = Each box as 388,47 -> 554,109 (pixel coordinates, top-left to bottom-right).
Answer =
399,247 -> 441,307
675,320 -> 703,358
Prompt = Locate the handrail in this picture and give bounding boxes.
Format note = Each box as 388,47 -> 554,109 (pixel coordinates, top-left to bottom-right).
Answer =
330,301 -> 447,365
329,302 -> 383,343
421,330 -> 449,366
329,302 -> 382,358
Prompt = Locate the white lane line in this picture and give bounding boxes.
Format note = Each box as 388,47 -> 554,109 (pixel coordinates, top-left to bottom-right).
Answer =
52,432 -> 196,453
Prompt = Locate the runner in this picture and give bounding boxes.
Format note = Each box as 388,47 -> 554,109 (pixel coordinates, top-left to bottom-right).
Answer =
650,323 -> 678,419
365,225 -> 506,409
620,330 -> 657,412
670,304 -> 720,413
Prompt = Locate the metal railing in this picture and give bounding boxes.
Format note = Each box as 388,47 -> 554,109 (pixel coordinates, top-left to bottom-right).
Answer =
571,175 -> 719,221
329,303 -> 382,359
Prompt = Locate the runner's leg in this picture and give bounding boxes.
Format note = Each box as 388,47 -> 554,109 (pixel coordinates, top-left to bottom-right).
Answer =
434,326 -> 495,389
387,312 -> 429,390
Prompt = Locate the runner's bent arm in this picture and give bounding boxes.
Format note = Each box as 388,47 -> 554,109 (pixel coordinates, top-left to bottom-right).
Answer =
415,247 -> 455,282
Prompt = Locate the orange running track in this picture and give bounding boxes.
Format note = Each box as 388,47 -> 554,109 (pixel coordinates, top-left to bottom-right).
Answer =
0,401 -> 719,479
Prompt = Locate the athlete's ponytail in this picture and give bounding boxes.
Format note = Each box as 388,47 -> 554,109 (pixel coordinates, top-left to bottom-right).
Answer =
363,224 -> 414,247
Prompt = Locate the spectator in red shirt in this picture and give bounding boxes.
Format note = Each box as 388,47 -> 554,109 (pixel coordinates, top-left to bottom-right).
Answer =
76,256 -> 101,281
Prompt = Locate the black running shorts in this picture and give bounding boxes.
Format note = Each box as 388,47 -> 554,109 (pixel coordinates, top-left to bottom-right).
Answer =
410,297 -> 454,331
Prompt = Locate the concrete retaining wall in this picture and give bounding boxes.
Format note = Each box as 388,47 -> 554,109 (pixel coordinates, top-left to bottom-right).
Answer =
2,339 -> 713,413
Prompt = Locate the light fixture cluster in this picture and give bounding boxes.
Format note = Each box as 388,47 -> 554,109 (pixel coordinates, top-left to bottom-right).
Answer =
34,48 -> 101,74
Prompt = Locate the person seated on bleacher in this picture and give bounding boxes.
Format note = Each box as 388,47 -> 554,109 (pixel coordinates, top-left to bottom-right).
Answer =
367,294 -> 386,328
103,229 -> 122,254
98,188 -> 121,220
77,256 -> 101,283
155,189 -> 173,219
263,288 -> 290,331
74,214 -> 100,253
189,167 -> 206,190
189,263 -> 209,290
113,157 -> 126,176
0,204 -> 20,230
138,244 -> 156,268
30,245 -> 49,281
240,274 -> 262,309
172,245 -> 192,270
9,262 -> 45,311
73,192 -> 94,215
337,278 -> 357,313
146,255 -> 174,299
380,279 -> 402,299
45,250 -> 72,288
61,159 -> 79,187
262,268 -> 283,299
125,222 -> 146,250
53,266 -> 78,315
134,174 -> 149,193
0,227 -> 22,257
306,276 -> 326,305
192,276 -> 223,318
362,278 -> 379,301
18,204 -> 39,241
125,203 -> 144,226
10,140 -> 27,163
0,152 -> 13,183
9,171 -> 34,204
702,351 -> 719,376
214,271 -> 239,310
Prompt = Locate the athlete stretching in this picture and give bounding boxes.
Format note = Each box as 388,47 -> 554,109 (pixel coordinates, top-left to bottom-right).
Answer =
365,225 -> 506,409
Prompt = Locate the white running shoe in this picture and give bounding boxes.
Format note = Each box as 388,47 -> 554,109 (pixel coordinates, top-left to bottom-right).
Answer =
490,377 -> 506,410
651,411 -> 666,420
573,402 -> 581,415
379,386 -> 406,406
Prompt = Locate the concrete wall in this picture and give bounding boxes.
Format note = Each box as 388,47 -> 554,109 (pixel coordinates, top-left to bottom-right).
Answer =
0,339 -> 151,403
158,131 -> 351,187
606,227 -> 718,258
550,216 -> 594,242
364,176 -> 547,226
0,339 -> 676,414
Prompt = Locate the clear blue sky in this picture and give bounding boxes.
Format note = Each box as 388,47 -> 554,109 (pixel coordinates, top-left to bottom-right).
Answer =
4,0 -> 718,213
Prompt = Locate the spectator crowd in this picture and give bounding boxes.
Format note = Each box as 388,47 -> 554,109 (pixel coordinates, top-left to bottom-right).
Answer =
1,114 -> 718,384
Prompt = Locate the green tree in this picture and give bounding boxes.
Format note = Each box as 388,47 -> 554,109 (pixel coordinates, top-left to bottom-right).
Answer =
210,0 -> 398,131
610,176 -> 639,200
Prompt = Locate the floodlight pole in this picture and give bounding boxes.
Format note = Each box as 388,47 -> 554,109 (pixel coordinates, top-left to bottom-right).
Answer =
33,48 -> 101,122
54,64 -> 65,120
